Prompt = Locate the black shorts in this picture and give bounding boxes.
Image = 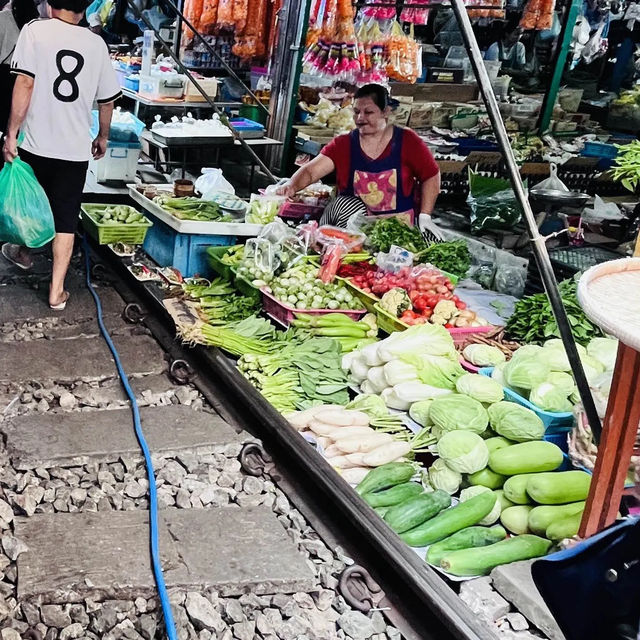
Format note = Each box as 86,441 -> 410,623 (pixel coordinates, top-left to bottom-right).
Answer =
19,148 -> 88,234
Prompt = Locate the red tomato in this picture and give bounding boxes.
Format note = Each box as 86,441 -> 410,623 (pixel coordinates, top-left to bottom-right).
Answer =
455,300 -> 467,310
444,323 -> 453,329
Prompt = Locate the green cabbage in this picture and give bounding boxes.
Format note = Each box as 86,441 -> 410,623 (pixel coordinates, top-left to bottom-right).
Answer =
547,371 -> 576,397
587,337 -> 618,371
429,394 -> 489,435
541,341 -> 571,372
409,399 -> 434,427
437,430 -> 489,474
511,345 -> 544,361
543,339 -> 587,359
491,361 -> 507,385
345,394 -> 389,418
462,344 -> 506,367
459,485 -> 501,525
503,357 -> 550,392
529,383 -> 573,413
428,458 -> 462,494
488,401 -> 545,442
456,373 -> 504,404
580,354 -> 605,384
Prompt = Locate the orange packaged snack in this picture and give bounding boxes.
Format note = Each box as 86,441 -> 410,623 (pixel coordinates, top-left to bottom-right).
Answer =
182,0 -> 204,41
233,0 -> 249,32
199,0 -> 219,35
217,0 -> 235,30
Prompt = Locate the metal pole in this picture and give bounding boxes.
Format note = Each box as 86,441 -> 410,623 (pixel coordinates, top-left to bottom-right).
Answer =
538,0 -> 581,133
159,0 -> 270,116
450,0 -> 603,443
126,0 -> 277,183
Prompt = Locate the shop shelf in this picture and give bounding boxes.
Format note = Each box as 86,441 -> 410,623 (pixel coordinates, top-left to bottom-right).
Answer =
261,290 -> 366,328
206,245 -> 242,281
80,205 -> 152,246
478,367 -> 574,433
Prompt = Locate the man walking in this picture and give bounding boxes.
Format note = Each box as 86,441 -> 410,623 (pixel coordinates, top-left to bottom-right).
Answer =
1,0 -> 120,309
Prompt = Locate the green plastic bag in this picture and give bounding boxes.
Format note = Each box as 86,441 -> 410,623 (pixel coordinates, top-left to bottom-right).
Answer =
0,158 -> 55,248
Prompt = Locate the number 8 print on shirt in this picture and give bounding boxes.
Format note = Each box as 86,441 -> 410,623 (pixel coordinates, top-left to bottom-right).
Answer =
10,18 -> 121,162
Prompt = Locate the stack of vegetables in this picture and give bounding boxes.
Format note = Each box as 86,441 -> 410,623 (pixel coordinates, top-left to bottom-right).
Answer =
291,312 -> 378,353
182,278 -> 260,325
153,194 -> 229,222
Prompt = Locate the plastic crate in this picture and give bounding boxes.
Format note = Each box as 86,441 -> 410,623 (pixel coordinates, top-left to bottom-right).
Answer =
261,289 -> 366,328
548,246 -> 623,278
581,141 -> 618,160
89,141 -> 141,183
206,245 -> 241,281
339,278 -> 379,313
230,267 -> 261,302
278,201 -> 325,222
455,138 -> 499,155
478,367 -> 574,433
124,76 -> 140,92
80,205 -> 152,245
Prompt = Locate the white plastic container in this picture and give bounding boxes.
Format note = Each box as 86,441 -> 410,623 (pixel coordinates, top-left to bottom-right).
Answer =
138,73 -> 186,100
90,142 -> 141,183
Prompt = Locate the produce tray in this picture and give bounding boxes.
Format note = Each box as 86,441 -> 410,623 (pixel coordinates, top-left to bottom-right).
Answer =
80,204 -> 152,245
231,267 -> 261,302
478,367 -> 574,433
375,304 -> 495,345
151,132 -> 234,146
261,289 -> 366,329
206,245 -> 241,281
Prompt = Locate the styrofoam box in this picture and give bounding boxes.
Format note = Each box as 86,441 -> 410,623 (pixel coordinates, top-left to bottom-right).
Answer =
90,142 -> 141,183
138,74 -> 186,100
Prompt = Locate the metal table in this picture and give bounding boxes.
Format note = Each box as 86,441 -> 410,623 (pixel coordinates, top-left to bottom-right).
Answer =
120,87 -> 241,118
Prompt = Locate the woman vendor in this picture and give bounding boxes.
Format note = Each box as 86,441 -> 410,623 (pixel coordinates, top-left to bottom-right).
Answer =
277,84 -> 443,240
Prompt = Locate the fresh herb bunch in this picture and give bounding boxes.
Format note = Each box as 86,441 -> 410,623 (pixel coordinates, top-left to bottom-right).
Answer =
415,241 -> 471,278
506,278 -> 603,345
611,140 -> 640,192
367,218 -> 427,254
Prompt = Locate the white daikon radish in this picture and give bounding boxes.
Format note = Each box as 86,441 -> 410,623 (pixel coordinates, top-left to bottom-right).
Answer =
323,444 -> 342,458
348,410 -> 370,427
316,436 -> 331,449
327,455 -> 359,469
340,467 -> 371,485
308,420 -> 339,437
335,432 -> 394,454
314,409 -> 355,427
329,426 -> 376,441
345,452 -> 368,466
362,441 -> 413,467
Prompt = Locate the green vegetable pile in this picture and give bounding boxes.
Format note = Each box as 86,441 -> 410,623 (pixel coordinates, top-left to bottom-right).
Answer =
246,198 -> 281,224
269,263 -> 362,310
91,206 -> 146,225
154,195 -> 230,222
237,337 -> 350,411
367,218 -> 427,254
415,241 -> 471,279
220,245 -> 244,266
611,139 -> 640,192
506,278 -> 603,345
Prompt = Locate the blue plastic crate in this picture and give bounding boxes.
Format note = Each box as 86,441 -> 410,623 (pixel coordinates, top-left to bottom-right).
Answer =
142,214 -> 237,278
581,141 -> 618,160
478,367 -> 575,433
455,138 -> 499,155
124,76 -> 140,92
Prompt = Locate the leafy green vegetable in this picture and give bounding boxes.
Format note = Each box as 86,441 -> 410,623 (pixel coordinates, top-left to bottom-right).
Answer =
456,373 -> 504,404
506,278 -> 603,345
503,357 -> 550,392
529,383 -> 573,412
437,431 -> 489,474
367,217 -> 427,254
428,458 -> 463,494
487,401 -> 545,442
414,241 -> 471,278
430,394 -> 489,435
462,344 -> 506,367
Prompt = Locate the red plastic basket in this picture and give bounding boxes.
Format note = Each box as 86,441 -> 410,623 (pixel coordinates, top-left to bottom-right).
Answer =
277,201 -> 325,221
261,289 -> 367,328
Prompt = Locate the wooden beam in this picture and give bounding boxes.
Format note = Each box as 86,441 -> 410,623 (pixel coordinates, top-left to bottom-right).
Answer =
579,342 -> 640,537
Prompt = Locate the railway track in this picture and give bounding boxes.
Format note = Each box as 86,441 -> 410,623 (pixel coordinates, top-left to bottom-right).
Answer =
0,243 -> 499,640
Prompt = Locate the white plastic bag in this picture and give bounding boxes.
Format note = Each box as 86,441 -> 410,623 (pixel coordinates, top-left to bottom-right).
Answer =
195,168 -> 235,199
583,195 -> 624,222
531,164 -> 569,193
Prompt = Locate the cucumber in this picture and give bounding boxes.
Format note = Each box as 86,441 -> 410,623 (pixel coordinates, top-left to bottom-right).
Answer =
426,525 -> 507,567
546,511 -> 583,541
400,491 -> 497,547
439,535 -> 552,576
384,490 -> 451,534
468,467 -> 507,490
356,463 -> 415,496
493,489 -> 515,511
363,482 -> 424,508
489,441 -> 563,476
503,474 -> 533,505
528,502 -> 586,536
526,471 -> 591,505
485,436 -> 515,454
500,505 -> 533,534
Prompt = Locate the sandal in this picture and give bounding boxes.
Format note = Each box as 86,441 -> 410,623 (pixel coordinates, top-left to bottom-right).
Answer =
49,291 -> 70,311
1,243 -> 32,270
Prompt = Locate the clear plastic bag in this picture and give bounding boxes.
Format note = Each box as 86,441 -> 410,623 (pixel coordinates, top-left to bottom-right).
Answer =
467,169 -> 523,234
375,245 -> 413,272
244,237 -> 279,275
314,225 -> 365,253
530,163 -> 569,193
194,167 -> 235,198
0,158 -> 55,248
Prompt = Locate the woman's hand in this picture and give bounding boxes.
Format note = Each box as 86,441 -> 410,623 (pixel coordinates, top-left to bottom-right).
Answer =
419,213 -> 445,242
275,180 -> 297,199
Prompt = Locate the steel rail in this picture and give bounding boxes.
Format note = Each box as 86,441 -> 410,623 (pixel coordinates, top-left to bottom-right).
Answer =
93,241 -> 499,640
126,0 -> 278,183
450,0 -> 603,443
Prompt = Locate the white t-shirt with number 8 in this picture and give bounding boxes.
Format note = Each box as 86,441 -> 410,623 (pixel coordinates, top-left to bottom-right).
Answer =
11,18 -> 121,162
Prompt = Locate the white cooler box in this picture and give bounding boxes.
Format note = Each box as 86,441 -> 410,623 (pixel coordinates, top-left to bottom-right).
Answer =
138,73 -> 186,100
90,141 -> 141,183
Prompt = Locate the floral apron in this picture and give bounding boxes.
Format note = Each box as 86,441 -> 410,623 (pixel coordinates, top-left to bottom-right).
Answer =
343,127 -> 415,225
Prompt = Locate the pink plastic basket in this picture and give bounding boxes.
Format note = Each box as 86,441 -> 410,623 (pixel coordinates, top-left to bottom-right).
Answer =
278,201 -> 325,221
448,325 -> 495,346
261,289 -> 367,328
459,357 -> 481,373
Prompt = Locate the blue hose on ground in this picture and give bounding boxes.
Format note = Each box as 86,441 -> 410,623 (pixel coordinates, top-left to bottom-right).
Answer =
82,236 -> 178,640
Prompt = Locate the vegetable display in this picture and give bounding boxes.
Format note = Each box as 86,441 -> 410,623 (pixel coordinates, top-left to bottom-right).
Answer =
90,205 -> 147,225
153,195 -> 228,221
367,217 -> 427,254
414,241 -> 471,279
